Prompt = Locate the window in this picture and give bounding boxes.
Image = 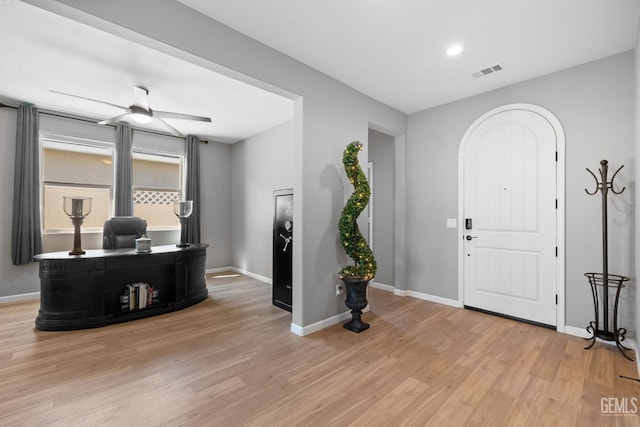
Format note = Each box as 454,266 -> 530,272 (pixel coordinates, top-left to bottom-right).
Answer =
132,151 -> 182,230
39,131 -> 184,253
41,135 -> 113,233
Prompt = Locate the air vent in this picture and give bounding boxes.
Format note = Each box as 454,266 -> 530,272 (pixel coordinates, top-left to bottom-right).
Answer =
472,63 -> 504,78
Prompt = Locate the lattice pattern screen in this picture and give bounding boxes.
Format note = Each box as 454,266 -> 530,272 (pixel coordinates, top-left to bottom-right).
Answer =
133,189 -> 180,205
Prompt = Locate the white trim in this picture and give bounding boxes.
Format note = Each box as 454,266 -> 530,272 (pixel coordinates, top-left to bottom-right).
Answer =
231,267 -> 272,285
0,292 -> 40,304
371,281 -> 461,308
405,290 -> 463,308
394,289 -> 407,297
394,135 -> 407,293
370,281 -> 394,292
564,325 -> 591,339
367,161 -> 374,250
207,266 -> 272,284
290,310 -> 352,336
458,103 -> 566,332
232,267 -> 272,285
206,266 -> 237,275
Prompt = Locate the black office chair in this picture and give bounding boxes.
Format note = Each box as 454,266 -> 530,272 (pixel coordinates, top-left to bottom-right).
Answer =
102,216 -> 148,249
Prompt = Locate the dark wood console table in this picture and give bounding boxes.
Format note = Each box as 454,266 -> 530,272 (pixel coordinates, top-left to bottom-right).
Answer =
34,244 -> 209,331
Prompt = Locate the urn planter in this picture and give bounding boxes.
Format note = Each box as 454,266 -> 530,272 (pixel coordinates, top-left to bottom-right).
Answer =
342,277 -> 370,333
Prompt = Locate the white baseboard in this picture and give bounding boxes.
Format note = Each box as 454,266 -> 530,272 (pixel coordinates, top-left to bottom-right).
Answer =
230,267 -> 271,285
206,266 -> 272,285
369,281 -> 461,308
205,266 -> 236,274
291,310 -> 352,336
0,291 -> 40,304
564,325 -> 591,339
370,281 -> 460,311
406,290 -> 462,308
370,281 -> 394,292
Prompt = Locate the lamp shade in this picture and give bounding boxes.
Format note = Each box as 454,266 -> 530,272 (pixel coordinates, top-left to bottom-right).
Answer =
173,200 -> 193,218
63,196 -> 92,218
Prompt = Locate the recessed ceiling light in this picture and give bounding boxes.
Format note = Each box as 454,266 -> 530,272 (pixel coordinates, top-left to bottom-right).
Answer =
446,44 -> 463,57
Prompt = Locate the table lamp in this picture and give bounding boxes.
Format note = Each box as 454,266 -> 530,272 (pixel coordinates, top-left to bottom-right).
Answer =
63,196 -> 92,255
173,200 -> 193,247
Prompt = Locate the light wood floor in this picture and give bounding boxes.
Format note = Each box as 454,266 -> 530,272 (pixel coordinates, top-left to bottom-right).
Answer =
1,273 -> 638,426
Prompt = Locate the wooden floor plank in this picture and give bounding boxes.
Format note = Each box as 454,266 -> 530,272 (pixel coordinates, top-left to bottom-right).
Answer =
0,272 -> 637,426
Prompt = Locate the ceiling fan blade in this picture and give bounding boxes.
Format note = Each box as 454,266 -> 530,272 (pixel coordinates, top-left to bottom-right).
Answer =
154,118 -> 185,137
97,114 -> 132,125
132,86 -> 151,111
50,90 -> 130,111
154,110 -> 212,123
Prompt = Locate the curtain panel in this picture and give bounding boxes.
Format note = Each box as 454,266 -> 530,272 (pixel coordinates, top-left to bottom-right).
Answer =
11,104 -> 43,265
114,122 -> 133,216
185,135 -> 201,243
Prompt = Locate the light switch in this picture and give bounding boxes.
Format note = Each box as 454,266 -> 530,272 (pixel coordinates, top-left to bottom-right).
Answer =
446,218 -> 457,228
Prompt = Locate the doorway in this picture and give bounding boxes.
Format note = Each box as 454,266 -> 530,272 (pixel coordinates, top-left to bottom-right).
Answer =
368,129 -> 396,289
458,104 -> 565,329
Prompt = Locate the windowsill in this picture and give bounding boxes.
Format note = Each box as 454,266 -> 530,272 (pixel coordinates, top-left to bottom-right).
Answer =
146,227 -> 181,232
43,227 -> 180,235
44,229 -> 104,235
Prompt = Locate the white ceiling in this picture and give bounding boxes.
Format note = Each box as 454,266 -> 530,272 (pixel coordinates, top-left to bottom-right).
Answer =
0,1 -> 294,143
179,0 -> 640,113
2,1 -> 639,143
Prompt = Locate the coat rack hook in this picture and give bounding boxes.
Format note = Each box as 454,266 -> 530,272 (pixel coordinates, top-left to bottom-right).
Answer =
610,164 -> 626,195
584,167 -> 599,195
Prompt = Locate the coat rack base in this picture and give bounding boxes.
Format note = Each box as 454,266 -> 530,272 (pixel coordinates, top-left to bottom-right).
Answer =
583,272 -> 633,361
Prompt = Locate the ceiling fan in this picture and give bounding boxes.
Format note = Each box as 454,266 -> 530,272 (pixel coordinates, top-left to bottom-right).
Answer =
50,86 -> 212,137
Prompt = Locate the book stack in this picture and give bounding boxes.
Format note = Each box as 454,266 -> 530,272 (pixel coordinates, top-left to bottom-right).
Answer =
120,283 -> 159,311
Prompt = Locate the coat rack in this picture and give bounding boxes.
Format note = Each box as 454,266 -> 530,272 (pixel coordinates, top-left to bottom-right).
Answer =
583,160 -> 632,360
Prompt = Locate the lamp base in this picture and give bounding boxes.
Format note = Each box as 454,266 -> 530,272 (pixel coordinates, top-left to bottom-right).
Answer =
69,218 -> 86,256
176,242 -> 190,248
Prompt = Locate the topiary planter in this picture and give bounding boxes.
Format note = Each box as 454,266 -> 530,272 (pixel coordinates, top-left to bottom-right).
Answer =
338,141 -> 377,333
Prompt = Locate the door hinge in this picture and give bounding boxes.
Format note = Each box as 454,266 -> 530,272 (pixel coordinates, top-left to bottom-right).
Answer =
556,294 -> 558,305
555,151 -> 558,161
555,247 -> 558,257
555,199 -> 558,209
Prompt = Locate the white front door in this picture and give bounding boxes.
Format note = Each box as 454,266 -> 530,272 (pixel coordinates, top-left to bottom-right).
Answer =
461,108 -> 557,326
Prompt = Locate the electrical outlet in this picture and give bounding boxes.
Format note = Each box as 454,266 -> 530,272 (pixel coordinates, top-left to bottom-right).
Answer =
336,283 -> 345,296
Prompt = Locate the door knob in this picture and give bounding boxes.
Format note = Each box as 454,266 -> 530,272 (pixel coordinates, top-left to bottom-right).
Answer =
465,235 -> 477,241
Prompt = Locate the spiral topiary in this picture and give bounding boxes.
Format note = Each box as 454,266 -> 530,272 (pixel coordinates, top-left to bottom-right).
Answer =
338,141 -> 377,280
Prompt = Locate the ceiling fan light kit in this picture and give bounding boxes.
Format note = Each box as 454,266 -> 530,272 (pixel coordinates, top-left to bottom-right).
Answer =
50,85 -> 212,137
129,106 -> 153,124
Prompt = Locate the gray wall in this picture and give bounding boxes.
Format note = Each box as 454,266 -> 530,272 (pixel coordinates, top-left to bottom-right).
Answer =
407,51 -> 635,330
0,107 -> 233,298
22,0 -> 630,333
200,140 -> 233,270
368,129 -> 395,287
231,120 -> 294,278
30,0 -> 408,329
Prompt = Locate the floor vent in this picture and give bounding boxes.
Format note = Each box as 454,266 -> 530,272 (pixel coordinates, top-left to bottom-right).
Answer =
472,63 -> 504,78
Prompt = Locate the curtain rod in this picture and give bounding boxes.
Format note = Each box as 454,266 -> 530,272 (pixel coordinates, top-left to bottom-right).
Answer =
0,102 -> 208,144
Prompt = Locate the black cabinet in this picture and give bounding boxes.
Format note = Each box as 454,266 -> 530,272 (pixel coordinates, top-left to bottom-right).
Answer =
273,189 -> 293,311
34,244 -> 209,331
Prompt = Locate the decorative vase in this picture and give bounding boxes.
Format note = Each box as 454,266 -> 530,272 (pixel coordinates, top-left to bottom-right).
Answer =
342,277 -> 370,333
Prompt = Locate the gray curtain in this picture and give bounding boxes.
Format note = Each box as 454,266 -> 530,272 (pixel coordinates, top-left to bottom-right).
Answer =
114,123 -> 133,216
185,135 -> 201,243
12,104 -> 42,265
